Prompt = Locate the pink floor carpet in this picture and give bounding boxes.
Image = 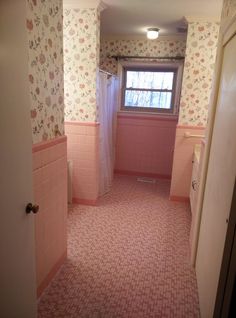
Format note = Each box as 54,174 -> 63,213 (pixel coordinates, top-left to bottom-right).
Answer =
38,176 -> 200,317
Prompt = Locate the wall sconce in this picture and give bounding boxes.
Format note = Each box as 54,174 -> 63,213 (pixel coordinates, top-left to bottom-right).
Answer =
147,28 -> 159,40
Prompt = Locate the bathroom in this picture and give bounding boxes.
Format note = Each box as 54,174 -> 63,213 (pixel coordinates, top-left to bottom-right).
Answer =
1,0 -> 236,317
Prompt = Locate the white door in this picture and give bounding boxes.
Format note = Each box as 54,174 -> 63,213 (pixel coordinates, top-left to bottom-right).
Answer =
0,1 -> 37,317
196,24 -> 236,318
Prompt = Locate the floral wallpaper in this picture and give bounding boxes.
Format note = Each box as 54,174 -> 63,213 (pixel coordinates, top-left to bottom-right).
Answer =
178,22 -> 220,126
100,38 -> 186,74
64,8 -> 100,122
27,0 -> 64,144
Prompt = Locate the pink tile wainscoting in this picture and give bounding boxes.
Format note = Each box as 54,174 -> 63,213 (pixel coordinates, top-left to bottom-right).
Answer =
32,136 -> 68,297
170,125 -> 205,201
115,113 -> 178,179
65,121 -> 100,205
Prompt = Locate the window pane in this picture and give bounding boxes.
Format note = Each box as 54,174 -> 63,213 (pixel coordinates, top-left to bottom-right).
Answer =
125,90 -> 172,109
126,71 -> 174,90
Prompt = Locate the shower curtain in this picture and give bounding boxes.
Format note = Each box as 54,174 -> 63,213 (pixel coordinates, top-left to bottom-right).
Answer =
99,71 -> 118,196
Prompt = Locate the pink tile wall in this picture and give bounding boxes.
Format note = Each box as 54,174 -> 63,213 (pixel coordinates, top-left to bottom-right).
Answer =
32,136 -> 67,296
115,114 -> 178,178
65,122 -> 99,205
170,126 -> 205,201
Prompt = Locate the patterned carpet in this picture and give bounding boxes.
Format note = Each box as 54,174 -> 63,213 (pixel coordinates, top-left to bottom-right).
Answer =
38,175 -> 200,318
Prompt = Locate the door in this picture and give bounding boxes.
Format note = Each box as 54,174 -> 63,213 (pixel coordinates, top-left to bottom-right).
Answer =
195,22 -> 236,318
214,182 -> 236,317
0,1 -> 37,317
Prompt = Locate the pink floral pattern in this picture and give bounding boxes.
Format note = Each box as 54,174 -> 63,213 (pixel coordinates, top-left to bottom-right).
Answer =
64,8 -> 100,122
178,22 -> 220,126
100,38 -> 186,74
27,0 -> 64,144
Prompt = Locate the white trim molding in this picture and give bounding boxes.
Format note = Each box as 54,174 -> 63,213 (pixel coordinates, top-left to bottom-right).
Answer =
184,15 -> 220,23
63,0 -> 103,9
117,59 -> 184,116
101,34 -> 187,41
98,1 -> 107,12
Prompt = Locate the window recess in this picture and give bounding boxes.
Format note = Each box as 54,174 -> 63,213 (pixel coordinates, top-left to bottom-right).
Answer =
121,63 -> 183,115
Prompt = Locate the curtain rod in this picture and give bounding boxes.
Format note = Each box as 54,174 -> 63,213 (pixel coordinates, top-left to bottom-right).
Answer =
109,55 -> 185,61
99,69 -> 115,77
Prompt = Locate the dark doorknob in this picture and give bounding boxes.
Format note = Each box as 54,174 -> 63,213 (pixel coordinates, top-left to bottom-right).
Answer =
25,203 -> 39,214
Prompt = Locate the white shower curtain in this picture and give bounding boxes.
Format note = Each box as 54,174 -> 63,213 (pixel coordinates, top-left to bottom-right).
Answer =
99,71 -> 118,196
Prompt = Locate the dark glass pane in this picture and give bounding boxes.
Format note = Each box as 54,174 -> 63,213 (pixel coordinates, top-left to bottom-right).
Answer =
124,90 -> 172,109
126,71 -> 174,90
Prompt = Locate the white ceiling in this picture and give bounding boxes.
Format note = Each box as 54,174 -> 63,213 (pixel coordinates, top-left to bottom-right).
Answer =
100,0 -> 223,37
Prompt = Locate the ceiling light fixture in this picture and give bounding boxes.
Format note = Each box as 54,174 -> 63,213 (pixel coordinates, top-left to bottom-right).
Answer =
147,28 -> 159,40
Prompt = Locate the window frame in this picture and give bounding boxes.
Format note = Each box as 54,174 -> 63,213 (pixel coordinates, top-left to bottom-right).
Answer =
119,61 -> 183,115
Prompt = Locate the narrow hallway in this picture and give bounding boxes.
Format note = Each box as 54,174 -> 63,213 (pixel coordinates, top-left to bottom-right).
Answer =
38,176 -> 200,317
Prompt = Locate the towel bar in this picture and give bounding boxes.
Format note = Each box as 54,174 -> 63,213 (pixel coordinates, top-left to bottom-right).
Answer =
184,132 -> 204,138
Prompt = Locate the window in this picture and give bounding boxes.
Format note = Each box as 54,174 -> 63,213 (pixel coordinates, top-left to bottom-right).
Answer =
121,63 -> 183,114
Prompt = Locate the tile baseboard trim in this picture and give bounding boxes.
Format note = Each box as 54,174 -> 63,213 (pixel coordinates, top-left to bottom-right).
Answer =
169,195 -> 190,203
72,198 -> 98,206
37,250 -> 67,298
114,169 -> 171,180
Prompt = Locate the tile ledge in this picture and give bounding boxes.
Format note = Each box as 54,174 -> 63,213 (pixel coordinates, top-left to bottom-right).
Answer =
32,136 -> 67,153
